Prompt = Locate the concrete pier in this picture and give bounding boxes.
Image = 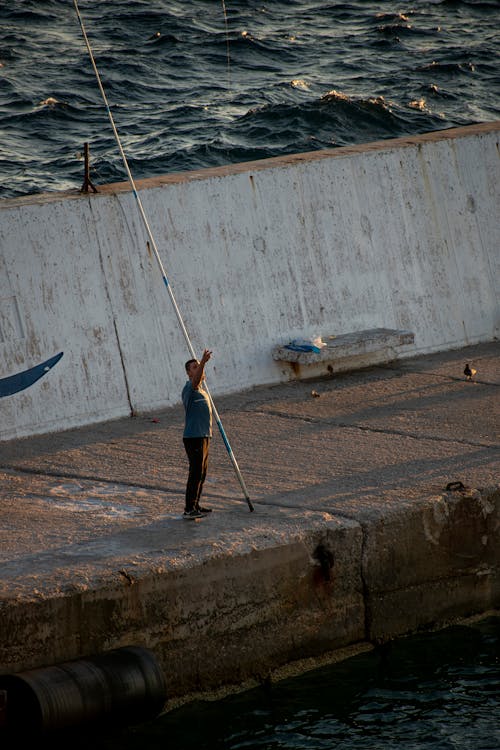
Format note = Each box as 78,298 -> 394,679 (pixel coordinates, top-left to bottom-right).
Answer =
1,122 -> 499,718
0,342 -> 498,709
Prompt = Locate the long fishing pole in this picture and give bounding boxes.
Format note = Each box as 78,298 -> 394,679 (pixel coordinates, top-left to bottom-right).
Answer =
73,0 -> 254,512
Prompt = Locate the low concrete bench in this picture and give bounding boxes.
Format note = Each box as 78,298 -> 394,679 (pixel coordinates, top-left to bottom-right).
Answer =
272,327 -> 415,380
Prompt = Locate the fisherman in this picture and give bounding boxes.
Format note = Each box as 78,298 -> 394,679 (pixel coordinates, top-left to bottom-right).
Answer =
182,349 -> 213,519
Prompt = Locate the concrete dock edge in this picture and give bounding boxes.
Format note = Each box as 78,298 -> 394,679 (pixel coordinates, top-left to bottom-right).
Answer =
1,485 -> 498,707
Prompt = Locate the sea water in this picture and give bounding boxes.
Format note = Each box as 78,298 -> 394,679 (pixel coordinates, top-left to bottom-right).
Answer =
0,0 -> 499,199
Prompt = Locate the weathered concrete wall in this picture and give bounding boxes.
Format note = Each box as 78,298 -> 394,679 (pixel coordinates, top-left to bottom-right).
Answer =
0,122 -> 498,441
0,486 -> 498,703
361,487 -> 500,641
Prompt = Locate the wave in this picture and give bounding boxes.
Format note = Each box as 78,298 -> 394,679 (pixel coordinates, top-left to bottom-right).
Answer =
236,90 -> 449,146
0,0 -> 498,199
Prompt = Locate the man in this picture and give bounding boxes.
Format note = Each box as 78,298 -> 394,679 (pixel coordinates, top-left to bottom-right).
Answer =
182,348 -> 213,519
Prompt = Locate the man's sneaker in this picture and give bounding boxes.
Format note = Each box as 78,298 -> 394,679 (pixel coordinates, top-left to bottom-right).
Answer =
183,509 -> 203,520
197,506 -> 212,514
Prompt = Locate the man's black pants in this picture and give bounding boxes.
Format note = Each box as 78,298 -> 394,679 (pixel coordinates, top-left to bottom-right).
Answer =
183,437 -> 210,512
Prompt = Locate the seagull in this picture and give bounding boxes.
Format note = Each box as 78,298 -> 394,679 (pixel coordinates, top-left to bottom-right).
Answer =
464,363 -> 476,381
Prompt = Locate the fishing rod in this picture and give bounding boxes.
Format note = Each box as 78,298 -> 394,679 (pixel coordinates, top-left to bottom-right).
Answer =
73,0 -> 254,512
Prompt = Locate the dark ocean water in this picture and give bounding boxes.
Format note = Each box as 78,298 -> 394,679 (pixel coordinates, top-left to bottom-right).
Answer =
0,0 -> 499,200
48,616 -> 500,750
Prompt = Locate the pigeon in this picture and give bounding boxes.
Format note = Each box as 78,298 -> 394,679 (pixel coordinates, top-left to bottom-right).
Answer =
464,363 -> 476,381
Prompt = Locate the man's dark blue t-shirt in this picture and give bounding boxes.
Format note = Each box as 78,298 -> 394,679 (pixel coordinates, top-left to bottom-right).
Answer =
182,381 -> 212,438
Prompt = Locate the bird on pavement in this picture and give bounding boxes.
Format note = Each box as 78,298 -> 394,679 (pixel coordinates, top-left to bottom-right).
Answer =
464,363 -> 476,381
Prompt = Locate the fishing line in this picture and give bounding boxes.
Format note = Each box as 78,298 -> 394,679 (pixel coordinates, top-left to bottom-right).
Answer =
73,0 -> 254,512
221,0 -> 231,89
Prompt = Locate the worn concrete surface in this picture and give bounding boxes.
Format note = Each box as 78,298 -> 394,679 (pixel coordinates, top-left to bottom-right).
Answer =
0,342 -> 498,704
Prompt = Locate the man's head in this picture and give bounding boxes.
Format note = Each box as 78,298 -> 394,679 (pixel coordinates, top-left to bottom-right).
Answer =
185,359 -> 198,379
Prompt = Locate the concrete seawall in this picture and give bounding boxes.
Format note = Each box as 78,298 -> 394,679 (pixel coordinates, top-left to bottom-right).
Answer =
1,122 -> 499,441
